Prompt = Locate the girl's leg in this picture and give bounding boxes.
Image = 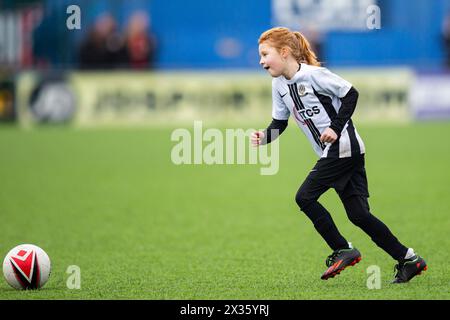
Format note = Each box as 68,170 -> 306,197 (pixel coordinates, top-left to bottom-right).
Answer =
296,177 -> 349,251
339,194 -> 408,261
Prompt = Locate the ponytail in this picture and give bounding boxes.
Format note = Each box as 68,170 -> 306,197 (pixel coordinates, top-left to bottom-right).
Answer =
259,27 -> 321,67
292,31 -> 321,66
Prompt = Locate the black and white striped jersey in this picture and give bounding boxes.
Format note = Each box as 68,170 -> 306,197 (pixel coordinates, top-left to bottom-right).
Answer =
271,63 -> 365,158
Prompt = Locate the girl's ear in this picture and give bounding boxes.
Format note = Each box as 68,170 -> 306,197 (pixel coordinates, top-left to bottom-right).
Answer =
280,47 -> 289,60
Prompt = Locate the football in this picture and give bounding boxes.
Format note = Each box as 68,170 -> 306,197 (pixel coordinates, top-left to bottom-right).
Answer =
3,244 -> 51,290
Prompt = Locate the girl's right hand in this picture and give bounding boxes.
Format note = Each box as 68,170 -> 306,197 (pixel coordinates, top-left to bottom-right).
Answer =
251,131 -> 265,146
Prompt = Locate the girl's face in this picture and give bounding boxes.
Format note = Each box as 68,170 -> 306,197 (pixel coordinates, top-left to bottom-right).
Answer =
258,42 -> 286,77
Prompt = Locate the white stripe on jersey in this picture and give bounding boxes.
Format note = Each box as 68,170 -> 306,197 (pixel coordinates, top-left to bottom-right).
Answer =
339,125 -> 352,158
321,142 -> 331,158
354,127 -> 366,154
271,63 -> 365,158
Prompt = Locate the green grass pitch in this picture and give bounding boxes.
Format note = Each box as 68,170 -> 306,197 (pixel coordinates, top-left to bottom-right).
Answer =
0,122 -> 449,299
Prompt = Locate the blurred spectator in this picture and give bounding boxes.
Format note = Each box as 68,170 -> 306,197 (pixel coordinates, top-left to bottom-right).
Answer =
124,11 -> 157,69
443,12 -> 450,69
78,13 -> 128,69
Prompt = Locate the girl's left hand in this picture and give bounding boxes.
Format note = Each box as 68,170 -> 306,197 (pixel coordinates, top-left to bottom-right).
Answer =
320,127 -> 338,143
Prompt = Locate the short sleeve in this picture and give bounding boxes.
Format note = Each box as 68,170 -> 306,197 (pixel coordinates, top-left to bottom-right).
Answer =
309,67 -> 352,98
271,79 -> 290,120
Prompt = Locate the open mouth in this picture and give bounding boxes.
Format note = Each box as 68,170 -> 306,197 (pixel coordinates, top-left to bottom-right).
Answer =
263,66 -> 270,70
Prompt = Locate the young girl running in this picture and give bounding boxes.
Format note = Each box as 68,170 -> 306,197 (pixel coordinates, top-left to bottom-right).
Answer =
251,27 -> 427,283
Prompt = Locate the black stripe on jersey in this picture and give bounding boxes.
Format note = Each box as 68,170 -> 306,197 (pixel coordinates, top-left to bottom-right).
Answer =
292,86 -> 325,150
312,86 -> 339,157
312,87 -> 337,119
291,85 -> 325,149
346,119 -> 361,155
327,139 -> 340,158
288,84 -> 325,150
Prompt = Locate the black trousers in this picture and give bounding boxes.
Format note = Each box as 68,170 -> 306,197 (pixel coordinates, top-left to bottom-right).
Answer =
295,154 -> 408,261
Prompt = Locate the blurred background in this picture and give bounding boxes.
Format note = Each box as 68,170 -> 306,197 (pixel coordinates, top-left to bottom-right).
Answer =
1,0 -> 450,125
1,1 -> 450,299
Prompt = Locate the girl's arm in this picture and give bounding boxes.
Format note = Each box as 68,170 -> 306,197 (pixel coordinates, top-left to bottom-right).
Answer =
329,86 -> 359,137
251,118 -> 288,146
309,68 -> 358,139
252,79 -> 290,146
261,118 -> 289,144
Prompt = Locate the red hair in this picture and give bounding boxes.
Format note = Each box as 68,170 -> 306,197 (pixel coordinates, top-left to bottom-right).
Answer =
259,27 -> 320,66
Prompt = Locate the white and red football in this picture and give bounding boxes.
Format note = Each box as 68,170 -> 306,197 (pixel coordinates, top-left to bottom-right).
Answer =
3,244 -> 51,290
